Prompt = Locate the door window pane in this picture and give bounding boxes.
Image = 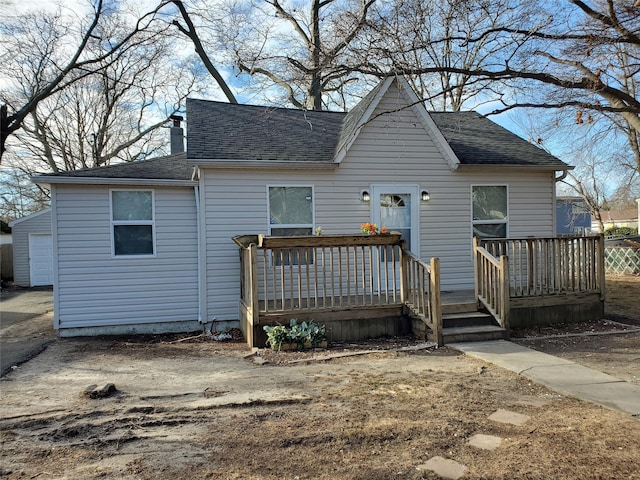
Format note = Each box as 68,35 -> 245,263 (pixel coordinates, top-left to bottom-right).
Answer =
380,193 -> 411,250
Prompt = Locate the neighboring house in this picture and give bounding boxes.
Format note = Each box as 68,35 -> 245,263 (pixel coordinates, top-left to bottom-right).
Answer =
592,205 -> 639,233
9,209 -> 53,287
556,196 -> 591,235
33,76 -> 570,336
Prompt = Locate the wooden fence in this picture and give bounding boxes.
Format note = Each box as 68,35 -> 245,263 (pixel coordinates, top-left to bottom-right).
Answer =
1,244 -> 13,281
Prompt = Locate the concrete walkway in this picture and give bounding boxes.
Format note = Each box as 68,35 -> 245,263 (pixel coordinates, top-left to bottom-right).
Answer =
450,340 -> 640,416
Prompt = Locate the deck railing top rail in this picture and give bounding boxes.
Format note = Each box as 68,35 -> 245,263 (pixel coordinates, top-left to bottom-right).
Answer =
233,233 -> 402,249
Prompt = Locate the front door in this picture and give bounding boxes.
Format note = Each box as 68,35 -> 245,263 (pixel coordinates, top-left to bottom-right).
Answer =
371,185 -> 419,255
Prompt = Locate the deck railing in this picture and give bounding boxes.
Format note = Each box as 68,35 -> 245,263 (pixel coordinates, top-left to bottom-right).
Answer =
402,251 -> 442,345
480,235 -> 605,298
234,233 -> 443,345
473,237 -> 510,331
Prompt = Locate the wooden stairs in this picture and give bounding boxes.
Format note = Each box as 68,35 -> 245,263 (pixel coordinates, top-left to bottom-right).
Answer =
440,291 -> 507,344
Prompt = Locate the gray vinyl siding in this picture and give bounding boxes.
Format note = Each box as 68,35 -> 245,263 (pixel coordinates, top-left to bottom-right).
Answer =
200,85 -> 557,321
11,209 -> 52,287
54,185 -> 198,329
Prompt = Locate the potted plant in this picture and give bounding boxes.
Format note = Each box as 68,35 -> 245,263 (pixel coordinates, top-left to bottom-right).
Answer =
264,318 -> 327,351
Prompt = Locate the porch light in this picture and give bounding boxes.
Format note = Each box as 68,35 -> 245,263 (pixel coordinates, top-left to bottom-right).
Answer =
361,190 -> 370,202
421,190 -> 430,201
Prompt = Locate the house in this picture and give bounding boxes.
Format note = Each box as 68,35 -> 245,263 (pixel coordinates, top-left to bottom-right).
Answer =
593,205 -> 639,234
33,75 -> 576,338
9,209 -> 53,287
556,196 -> 591,235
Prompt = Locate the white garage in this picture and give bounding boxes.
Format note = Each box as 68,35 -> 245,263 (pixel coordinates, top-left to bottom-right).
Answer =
9,209 -> 53,287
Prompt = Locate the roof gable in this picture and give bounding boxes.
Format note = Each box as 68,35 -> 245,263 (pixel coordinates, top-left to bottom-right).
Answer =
333,76 -> 461,169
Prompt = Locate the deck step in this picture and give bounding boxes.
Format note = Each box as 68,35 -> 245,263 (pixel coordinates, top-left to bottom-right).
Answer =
442,301 -> 478,315
442,325 -> 507,343
442,311 -> 495,328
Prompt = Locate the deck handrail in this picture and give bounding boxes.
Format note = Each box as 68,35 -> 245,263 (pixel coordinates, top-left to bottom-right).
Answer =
480,235 -> 605,298
473,237 -> 510,332
402,249 -> 442,346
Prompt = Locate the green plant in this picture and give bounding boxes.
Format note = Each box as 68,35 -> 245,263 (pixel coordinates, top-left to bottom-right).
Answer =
263,318 -> 327,351
605,226 -> 638,238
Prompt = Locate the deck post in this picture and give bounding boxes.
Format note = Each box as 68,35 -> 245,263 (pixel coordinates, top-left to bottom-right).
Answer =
499,254 -> 510,335
429,257 -> 443,347
597,234 -> 606,301
472,236 -> 480,306
249,243 -> 259,327
399,240 -> 407,303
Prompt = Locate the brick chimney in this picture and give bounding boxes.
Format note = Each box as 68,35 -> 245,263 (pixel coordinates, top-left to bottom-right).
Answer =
170,115 -> 184,154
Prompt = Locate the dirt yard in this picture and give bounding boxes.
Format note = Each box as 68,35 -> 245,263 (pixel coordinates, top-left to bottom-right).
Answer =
1,276 -> 639,479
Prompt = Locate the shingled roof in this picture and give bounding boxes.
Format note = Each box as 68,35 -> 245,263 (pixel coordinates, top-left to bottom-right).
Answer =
187,99 -> 345,162
34,153 -> 192,181
429,111 -> 567,168
188,80 -> 568,169
34,77 -> 568,183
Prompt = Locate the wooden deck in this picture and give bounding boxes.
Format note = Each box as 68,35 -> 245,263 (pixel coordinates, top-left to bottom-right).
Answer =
234,234 -> 605,347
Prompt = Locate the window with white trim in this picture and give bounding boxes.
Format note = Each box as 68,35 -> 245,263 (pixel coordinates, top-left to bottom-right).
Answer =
268,186 -> 314,265
268,186 -> 314,236
111,190 -> 155,256
472,185 -> 508,239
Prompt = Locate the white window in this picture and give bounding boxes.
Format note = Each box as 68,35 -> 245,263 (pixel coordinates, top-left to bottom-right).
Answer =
111,190 -> 155,256
268,186 -> 314,236
268,186 -> 314,265
472,185 -> 508,239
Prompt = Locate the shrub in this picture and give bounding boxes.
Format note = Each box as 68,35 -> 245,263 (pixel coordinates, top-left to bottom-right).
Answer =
605,226 -> 638,238
263,318 -> 327,351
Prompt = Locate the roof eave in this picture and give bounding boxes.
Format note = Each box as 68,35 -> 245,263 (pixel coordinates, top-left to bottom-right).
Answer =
456,163 -> 573,171
187,159 -> 339,170
31,176 -> 197,187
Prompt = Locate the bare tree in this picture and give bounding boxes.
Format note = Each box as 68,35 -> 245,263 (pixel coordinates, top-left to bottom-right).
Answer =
359,0 -> 639,152
0,0 -> 171,162
13,32 -> 199,173
0,161 -> 50,221
361,0 -> 514,111
202,0 -> 377,110
161,0 -> 238,104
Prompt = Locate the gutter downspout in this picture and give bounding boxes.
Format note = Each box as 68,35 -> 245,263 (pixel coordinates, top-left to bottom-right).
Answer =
193,185 -> 207,333
194,184 -> 202,324
555,170 -> 569,182
195,168 -> 212,332
553,169 -> 570,236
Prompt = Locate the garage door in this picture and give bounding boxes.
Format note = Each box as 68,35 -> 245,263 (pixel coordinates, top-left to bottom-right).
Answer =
29,234 -> 54,286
